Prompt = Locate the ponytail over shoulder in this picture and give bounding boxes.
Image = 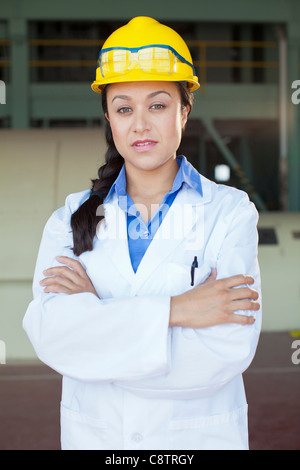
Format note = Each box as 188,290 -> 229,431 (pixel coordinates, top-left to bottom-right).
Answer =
71,88 -> 124,256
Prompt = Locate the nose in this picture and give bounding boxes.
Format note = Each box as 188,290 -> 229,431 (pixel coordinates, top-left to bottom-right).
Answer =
132,108 -> 151,134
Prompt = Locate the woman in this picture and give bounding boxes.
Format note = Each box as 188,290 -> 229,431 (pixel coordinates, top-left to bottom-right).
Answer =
23,17 -> 261,450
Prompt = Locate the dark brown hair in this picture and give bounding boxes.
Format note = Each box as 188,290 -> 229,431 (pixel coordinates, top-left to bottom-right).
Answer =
71,82 -> 194,256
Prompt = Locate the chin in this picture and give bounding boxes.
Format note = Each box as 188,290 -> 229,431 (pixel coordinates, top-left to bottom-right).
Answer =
128,151 -> 177,170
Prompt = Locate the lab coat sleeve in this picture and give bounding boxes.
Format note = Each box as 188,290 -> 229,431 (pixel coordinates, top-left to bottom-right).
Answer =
114,192 -> 262,399
23,194 -> 171,382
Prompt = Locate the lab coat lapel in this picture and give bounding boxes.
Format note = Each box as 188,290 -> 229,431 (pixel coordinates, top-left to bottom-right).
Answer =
98,178 -> 212,290
98,194 -> 135,284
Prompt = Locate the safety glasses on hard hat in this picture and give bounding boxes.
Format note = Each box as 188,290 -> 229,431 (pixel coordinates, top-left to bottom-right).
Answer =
97,45 -> 196,78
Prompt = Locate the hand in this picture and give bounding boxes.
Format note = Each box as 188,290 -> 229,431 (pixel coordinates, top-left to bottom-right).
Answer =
169,269 -> 260,328
40,256 -> 99,298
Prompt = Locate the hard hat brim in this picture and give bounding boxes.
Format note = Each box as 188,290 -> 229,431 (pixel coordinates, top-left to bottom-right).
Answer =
91,72 -> 200,94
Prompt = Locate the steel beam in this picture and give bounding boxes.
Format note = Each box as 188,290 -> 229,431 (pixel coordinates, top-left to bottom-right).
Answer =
202,117 -> 267,211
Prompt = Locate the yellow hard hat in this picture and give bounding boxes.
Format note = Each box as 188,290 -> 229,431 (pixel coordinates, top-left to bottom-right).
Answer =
91,17 -> 200,93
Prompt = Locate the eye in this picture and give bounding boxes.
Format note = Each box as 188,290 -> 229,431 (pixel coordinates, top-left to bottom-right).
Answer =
117,106 -> 132,114
151,103 -> 166,110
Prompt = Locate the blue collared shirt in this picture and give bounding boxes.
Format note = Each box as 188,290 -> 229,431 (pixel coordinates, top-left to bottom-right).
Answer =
105,155 -> 203,272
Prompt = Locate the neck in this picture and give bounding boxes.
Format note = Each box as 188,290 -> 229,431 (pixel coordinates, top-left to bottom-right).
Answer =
125,156 -> 179,201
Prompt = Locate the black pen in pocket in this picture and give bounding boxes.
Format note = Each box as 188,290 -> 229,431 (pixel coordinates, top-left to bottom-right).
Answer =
190,256 -> 198,286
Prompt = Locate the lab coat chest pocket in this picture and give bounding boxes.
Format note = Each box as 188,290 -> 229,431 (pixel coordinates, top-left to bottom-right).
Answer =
166,260 -> 213,339
168,405 -> 249,450
166,260 -> 212,296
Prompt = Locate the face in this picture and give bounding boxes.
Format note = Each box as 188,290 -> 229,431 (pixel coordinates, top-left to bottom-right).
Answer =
106,81 -> 189,173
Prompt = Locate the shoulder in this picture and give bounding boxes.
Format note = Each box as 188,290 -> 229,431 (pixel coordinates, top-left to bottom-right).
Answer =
201,174 -> 255,207
200,174 -> 258,223
56,189 -> 91,217
44,189 -> 91,235
64,189 -> 91,213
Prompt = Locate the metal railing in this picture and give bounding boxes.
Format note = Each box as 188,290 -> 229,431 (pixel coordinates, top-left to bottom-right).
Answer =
190,40 -> 278,90
0,38 -> 279,89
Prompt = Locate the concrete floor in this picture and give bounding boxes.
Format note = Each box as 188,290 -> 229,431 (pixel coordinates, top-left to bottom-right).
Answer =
0,332 -> 299,450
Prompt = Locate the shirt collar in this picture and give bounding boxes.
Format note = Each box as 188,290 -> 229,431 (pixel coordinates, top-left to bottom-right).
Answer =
172,155 -> 203,196
104,155 -> 203,204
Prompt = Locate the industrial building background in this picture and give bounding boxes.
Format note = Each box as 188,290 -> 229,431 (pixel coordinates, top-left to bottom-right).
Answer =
0,0 -> 299,450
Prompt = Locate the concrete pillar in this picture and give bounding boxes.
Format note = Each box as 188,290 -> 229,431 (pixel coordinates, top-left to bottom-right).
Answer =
287,19 -> 300,210
9,1 -> 29,128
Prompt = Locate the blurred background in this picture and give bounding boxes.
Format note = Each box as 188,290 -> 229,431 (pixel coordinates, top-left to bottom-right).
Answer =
0,0 -> 299,450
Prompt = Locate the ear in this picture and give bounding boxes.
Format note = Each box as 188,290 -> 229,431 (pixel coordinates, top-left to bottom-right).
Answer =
105,112 -> 110,122
181,105 -> 190,130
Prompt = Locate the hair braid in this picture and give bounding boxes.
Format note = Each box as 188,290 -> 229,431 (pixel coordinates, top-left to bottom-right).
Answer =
71,88 -> 123,256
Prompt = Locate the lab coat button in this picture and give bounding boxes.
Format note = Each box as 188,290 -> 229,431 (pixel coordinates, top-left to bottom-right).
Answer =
143,231 -> 149,238
131,432 -> 143,443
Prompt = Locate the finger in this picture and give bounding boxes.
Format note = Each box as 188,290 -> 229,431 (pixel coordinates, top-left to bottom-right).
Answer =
41,272 -> 98,297
225,313 -> 256,326
40,274 -> 76,291
229,287 -> 259,301
224,274 -> 254,289
56,256 -> 89,279
43,283 -> 73,295
230,299 -> 260,313
42,266 -> 82,287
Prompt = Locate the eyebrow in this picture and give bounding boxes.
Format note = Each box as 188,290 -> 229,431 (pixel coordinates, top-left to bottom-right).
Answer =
111,90 -> 171,103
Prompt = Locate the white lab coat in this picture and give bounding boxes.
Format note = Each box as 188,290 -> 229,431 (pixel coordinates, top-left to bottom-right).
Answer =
23,174 -> 261,450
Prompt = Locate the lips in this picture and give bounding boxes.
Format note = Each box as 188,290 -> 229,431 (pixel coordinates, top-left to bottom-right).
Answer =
132,139 -> 157,150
